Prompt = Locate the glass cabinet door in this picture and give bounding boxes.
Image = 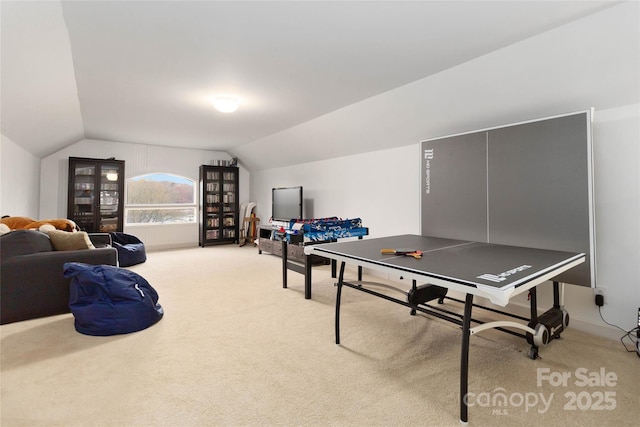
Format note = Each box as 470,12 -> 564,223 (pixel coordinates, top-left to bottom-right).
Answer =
98,163 -> 123,232
71,162 -> 97,231
222,170 -> 237,240
204,169 -> 221,241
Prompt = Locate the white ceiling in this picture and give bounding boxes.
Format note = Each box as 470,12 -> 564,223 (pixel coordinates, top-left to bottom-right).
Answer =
0,0 -> 619,166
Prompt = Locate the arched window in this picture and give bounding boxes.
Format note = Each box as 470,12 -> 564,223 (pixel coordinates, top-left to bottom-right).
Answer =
125,173 -> 196,224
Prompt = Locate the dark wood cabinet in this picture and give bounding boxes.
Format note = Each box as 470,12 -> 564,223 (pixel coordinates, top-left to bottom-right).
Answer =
67,157 -> 125,233
258,227 -> 284,257
199,165 -> 239,246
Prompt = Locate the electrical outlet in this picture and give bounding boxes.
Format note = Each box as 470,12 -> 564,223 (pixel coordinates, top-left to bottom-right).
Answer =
594,287 -> 607,305
595,294 -> 604,306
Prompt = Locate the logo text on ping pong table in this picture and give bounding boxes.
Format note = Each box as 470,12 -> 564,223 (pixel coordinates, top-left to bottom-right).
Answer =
477,265 -> 532,283
424,148 -> 434,194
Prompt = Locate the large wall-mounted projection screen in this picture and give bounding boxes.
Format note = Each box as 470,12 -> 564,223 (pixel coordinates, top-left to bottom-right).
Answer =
420,111 -> 595,287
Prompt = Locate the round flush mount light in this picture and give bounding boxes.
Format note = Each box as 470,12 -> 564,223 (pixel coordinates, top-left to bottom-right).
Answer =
212,96 -> 239,113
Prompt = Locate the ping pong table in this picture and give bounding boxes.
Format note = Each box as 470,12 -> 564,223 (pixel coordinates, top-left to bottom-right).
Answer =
304,234 -> 585,424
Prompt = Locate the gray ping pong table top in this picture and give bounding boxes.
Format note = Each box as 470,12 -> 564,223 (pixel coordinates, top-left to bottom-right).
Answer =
308,234 -> 585,290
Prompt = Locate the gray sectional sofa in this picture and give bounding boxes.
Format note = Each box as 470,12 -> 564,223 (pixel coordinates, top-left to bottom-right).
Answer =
1,230 -> 118,324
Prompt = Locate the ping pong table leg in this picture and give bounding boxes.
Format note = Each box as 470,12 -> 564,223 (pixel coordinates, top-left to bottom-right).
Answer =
460,293 -> 474,424
357,236 -> 364,281
305,254 -> 312,299
529,286 -> 538,325
528,287 -> 540,359
335,261 -> 346,345
410,280 -> 417,316
282,240 -> 288,289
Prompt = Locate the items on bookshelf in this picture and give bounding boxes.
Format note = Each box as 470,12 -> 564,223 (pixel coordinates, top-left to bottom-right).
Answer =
210,158 -> 237,167
67,157 -> 125,233
199,165 -> 239,246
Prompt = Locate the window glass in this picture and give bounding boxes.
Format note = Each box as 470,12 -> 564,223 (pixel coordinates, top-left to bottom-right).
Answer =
126,174 -> 196,224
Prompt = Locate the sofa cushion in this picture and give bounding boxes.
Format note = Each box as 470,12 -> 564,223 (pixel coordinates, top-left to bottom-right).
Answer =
47,230 -> 95,251
0,230 -> 53,258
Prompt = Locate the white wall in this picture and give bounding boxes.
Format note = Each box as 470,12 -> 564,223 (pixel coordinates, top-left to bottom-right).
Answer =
0,1 -> 85,157
40,139 -> 250,250
1,134 -> 41,218
250,3 -> 640,339
252,145 -> 420,237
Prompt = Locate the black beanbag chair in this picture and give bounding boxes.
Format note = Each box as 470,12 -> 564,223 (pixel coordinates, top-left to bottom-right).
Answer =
110,232 -> 146,267
64,262 -> 163,336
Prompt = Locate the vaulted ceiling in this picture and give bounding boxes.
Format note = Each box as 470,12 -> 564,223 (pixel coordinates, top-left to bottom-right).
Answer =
0,1 -> 618,169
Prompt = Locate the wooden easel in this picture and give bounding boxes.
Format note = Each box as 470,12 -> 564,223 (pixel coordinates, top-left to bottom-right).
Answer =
239,215 -> 260,247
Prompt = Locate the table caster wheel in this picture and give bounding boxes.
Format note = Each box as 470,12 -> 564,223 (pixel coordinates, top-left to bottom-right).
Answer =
533,323 -> 549,347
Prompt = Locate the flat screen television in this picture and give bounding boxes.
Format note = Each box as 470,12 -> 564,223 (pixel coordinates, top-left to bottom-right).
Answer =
272,186 -> 303,222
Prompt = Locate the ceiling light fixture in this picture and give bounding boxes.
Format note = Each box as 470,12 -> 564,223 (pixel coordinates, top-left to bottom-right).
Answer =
212,96 -> 239,113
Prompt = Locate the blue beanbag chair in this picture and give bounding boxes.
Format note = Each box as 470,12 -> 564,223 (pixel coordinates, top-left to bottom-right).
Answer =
110,232 -> 146,267
64,262 -> 163,336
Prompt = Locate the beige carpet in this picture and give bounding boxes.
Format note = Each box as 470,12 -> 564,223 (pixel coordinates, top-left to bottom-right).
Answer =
1,245 -> 638,427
